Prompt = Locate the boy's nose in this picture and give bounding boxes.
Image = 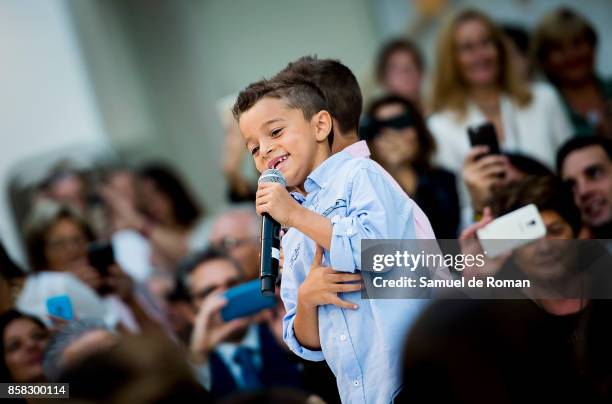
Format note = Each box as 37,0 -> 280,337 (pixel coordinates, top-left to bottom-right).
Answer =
262,143 -> 274,159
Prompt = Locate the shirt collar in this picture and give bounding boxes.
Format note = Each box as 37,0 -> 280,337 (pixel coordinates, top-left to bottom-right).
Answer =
303,151 -> 352,193
343,140 -> 371,158
216,323 -> 260,358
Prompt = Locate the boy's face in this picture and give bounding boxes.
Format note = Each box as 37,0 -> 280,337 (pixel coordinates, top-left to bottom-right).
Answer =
239,97 -> 330,189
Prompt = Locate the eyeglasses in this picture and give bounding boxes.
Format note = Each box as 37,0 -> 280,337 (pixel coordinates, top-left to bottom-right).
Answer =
191,277 -> 241,305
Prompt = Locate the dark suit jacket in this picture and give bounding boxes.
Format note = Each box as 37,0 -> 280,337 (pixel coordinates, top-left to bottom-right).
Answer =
208,324 -> 303,398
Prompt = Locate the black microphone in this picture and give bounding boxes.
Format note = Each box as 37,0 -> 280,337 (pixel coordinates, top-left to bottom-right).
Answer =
258,169 -> 286,296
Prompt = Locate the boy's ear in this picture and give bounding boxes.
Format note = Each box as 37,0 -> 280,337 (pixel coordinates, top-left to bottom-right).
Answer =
313,110 -> 333,143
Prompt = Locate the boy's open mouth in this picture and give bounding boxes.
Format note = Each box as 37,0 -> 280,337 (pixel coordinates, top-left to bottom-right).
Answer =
268,154 -> 289,170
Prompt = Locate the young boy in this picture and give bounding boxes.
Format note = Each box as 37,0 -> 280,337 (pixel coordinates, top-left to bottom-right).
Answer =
233,77 -> 424,404
273,55 -> 436,239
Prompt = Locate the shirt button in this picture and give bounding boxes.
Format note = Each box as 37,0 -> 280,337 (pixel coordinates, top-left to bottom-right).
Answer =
340,334 -> 347,341
346,227 -> 353,236
353,379 -> 360,387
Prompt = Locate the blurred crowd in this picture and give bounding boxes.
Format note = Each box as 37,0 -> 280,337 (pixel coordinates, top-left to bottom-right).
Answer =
1,6 -> 612,404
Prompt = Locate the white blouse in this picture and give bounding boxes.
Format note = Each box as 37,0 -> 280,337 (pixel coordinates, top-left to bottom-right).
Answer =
427,82 -> 573,228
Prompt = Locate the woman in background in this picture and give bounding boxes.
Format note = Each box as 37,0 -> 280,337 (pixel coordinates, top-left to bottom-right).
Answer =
427,9 -> 572,227
375,38 -> 425,108
362,95 -> 460,238
533,7 -> 612,137
20,201 -> 167,333
24,202 -> 101,291
0,310 -> 49,383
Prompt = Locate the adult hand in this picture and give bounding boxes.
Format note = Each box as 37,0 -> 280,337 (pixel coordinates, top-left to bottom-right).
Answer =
99,185 -> 146,232
459,207 -> 510,279
223,118 -> 247,178
104,264 -> 134,302
463,146 -> 508,214
190,294 -> 251,364
297,245 -> 362,310
66,260 -> 102,291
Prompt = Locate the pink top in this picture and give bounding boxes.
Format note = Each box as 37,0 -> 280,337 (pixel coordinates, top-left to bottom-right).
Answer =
343,141 -> 436,239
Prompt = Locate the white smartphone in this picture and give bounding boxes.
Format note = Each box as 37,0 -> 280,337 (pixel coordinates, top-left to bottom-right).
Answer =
476,204 -> 546,258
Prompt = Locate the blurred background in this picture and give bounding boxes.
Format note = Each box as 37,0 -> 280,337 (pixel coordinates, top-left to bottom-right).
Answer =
1,0 -> 611,261
2,1 -> 612,402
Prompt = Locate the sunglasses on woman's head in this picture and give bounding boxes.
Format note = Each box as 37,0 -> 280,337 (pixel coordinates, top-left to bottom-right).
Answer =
359,112 -> 415,140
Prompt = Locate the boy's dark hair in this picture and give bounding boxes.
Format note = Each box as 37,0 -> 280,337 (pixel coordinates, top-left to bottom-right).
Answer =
556,136 -> 612,174
364,94 -> 436,169
233,77 -> 334,146
376,38 -> 424,83
489,176 -> 582,235
274,55 -> 362,135
138,163 -> 202,228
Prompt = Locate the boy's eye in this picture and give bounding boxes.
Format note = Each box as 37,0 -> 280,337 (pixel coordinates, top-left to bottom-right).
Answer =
271,128 -> 282,137
250,146 -> 259,156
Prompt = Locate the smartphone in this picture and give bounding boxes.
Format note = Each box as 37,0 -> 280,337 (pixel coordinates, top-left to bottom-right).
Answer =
468,122 -> 501,156
88,242 -> 115,276
46,295 -> 74,321
220,279 -> 277,322
477,204 -> 547,258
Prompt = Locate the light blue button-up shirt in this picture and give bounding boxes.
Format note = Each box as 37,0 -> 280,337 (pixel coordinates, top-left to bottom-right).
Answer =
281,151 -> 426,404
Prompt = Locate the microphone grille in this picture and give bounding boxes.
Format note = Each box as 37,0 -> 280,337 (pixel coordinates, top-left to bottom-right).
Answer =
258,169 -> 286,186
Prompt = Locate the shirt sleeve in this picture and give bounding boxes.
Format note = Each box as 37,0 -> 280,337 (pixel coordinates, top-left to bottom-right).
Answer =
280,241 -> 325,362
329,166 -> 414,273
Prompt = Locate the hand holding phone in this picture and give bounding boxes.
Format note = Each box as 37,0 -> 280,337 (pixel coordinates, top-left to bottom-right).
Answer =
190,285 -> 270,363
459,207 -> 507,279
463,146 -> 509,213
220,279 -> 277,322
476,204 -> 547,258
468,122 -> 501,156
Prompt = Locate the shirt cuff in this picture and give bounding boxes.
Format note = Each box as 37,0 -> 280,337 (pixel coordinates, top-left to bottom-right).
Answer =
283,314 -> 325,362
192,361 -> 212,391
329,214 -> 358,273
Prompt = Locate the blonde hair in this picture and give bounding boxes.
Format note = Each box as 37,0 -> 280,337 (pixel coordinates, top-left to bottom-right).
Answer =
532,7 -> 597,83
429,9 -> 532,117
